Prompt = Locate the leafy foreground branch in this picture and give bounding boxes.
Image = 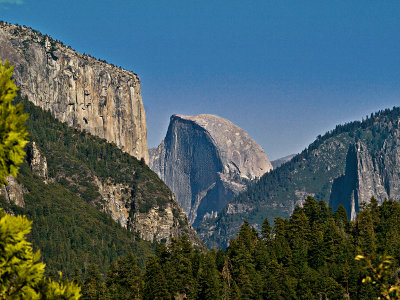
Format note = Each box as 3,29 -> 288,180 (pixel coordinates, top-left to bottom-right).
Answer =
0,209 -> 81,299
357,254 -> 400,300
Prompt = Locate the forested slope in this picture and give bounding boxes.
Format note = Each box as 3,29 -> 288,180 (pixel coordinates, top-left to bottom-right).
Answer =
81,197 -> 400,299
0,95 -> 201,276
198,107 -> 400,248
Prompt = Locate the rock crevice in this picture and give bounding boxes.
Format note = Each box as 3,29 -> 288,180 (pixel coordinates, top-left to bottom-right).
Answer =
0,23 -> 148,162
150,114 -> 272,226
330,135 -> 400,220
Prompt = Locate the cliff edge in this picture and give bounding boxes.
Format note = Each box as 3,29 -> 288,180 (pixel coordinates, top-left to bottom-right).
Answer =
0,22 -> 148,162
150,114 -> 272,226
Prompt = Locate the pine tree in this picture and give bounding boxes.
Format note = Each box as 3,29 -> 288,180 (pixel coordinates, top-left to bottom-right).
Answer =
260,217 -> 272,242
334,205 -> 349,230
197,251 -> 222,300
221,257 -> 233,300
106,253 -> 143,300
82,264 -> 106,299
356,208 -> 375,255
144,256 -> 170,300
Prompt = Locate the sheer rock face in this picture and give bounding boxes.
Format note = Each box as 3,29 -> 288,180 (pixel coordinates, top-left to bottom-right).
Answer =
150,114 -> 272,226
27,142 -> 48,180
331,136 -> 400,220
0,23 -> 148,163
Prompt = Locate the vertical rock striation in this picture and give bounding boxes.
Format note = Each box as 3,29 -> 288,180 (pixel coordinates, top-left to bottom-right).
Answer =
150,114 -> 272,226
27,142 -> 49,180
0,22 -> 148,162
330,130 -> 400,220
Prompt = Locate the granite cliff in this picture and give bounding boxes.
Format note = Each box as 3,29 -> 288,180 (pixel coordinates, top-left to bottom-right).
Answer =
149,114 -> 272,226
330,135 -> 400,220
0,22 -> 148,162
197,107 -> 400,248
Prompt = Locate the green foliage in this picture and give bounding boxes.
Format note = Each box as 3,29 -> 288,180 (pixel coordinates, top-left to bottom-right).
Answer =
78,197 -> 400,299
0,209 -> 81,299
106,253 -> 143,299
0,59 -> 29,185
0,211 -> 44,299
356,254 -> 400,300
143,257 -> 169,300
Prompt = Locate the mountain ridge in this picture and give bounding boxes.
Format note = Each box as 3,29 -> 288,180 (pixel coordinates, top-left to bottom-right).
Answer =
197,106 -> 400,248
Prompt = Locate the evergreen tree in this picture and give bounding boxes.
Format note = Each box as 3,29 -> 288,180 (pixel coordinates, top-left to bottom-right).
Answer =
82,264 -> 106,299
106,253 -> 143,299
356,208 -> 375,255
144,256 -> 170,300
260,217 -> 272,242
334,204 -> 349,230
197,251 -> 222,300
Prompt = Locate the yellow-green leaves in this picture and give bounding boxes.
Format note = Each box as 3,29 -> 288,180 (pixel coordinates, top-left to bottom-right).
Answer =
0,58 -> 29,186
356,254 -> 400,300
0,210 -> 82,299
0,212 -> 44,299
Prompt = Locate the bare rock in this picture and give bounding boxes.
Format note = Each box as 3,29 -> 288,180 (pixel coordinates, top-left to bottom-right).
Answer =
0,176 -> 26,207
149,114 -> 272,226
94,177 -> 130,227
0,23 -> 148,163
27,142 -> 48,180
331,136 -> 400,220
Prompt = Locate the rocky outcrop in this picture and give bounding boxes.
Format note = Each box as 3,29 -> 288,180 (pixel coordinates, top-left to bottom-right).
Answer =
131,198 -> 202,247
330,138 -> 400,220
94,177 -> 130,227
27,142 -> 49,180
0,142 -> 50,207
92,176 -> 201,245
0,22 -> 148,162
0,176 -> 26,207
150,114 -> 272,226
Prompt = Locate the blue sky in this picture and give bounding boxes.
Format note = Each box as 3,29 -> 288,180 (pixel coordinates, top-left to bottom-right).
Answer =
2,1 -> 400,159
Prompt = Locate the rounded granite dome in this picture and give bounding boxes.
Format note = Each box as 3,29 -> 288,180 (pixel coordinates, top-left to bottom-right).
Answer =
172,114 -> 272,180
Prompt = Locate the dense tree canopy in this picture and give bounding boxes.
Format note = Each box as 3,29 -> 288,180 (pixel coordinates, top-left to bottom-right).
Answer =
78,196 -> 400,299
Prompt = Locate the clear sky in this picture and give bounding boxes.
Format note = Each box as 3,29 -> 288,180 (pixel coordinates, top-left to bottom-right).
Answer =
2,1 -> 400,160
